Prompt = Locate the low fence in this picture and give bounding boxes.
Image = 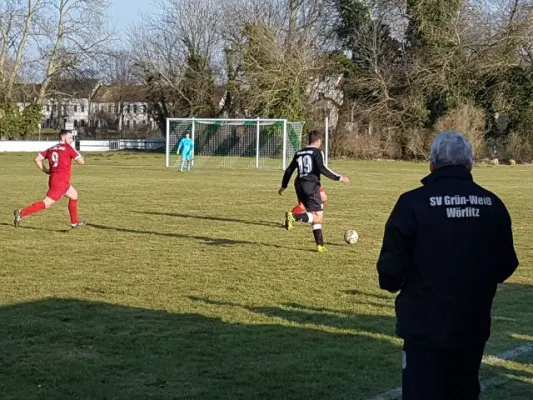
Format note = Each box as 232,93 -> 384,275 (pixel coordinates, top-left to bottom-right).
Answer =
0,138 -> 165,153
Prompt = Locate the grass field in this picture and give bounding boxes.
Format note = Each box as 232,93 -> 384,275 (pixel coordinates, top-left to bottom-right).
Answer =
1,152 -> 532,400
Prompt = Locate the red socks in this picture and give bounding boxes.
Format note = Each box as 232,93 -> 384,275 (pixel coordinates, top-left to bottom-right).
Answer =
20,201 -> 45,217
68,199 -> 78,224
19,199 -> 79,224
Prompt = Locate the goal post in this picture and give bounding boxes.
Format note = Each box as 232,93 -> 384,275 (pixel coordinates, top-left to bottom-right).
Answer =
165,118 -> 305,170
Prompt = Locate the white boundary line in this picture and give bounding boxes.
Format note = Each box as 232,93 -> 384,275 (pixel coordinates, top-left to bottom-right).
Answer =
369,343 -> 533,400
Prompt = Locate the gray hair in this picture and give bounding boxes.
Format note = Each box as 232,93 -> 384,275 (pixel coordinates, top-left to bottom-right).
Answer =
430,131 -> 474,171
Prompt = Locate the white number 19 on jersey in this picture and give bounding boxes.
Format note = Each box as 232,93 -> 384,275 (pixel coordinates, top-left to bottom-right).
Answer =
297,155 -> 312,175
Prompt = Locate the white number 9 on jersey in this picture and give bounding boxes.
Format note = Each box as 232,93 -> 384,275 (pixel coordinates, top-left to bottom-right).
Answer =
51,151 -> 59,167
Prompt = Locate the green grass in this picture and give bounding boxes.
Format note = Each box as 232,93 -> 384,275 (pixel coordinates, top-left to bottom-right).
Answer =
1,152 -> 532,399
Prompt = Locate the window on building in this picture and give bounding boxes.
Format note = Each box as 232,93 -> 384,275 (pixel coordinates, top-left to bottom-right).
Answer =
133,105 -> 138,113
133,120 -> 137,129
142,105 -> 147,113
126,105 -> 130,113
81,119 -> 85,127
74,105 -> 78,112
74,120 -> 78,127
81,105 -> 85,113
126,120 -> 130,129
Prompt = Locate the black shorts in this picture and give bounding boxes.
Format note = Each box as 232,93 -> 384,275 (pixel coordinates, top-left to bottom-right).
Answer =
295,180 -> 323,212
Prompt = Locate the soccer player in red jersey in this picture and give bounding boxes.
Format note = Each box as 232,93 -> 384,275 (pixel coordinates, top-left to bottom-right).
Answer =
14,129 -> 85,228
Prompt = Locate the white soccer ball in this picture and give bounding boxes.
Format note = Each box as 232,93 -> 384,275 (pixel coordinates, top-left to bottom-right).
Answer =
344,229 -> 359,244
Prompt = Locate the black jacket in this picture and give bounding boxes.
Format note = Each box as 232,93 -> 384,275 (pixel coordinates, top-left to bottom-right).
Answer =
377,166 -> 519,349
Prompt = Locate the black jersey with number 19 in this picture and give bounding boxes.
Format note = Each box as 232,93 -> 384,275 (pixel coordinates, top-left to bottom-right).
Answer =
281,147 -> 342,188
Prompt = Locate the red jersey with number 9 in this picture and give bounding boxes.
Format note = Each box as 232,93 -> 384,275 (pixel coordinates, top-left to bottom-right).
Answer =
38,143 -> 81,183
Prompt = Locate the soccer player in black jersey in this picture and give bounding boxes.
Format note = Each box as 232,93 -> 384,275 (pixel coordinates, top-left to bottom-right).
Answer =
279,130 -> 349,252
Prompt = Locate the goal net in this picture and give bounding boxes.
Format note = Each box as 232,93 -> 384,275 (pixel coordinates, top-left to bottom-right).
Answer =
165,118 -> 304,170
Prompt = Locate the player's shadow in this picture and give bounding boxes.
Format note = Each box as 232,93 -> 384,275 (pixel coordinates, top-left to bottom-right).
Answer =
131,211 -> 360,248
284,300 -> 394,312
342,289 -> 395,301
189,282 -> 533,397
133,210 -> 282,228
0,297 -> 401,400
188,296 -> 395,336
87,223 -> 315,252
0,292 -> 530,399
0,222 -> 70,233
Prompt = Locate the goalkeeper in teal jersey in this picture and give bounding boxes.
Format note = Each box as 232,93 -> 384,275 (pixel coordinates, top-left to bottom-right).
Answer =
177,133 -> 194,172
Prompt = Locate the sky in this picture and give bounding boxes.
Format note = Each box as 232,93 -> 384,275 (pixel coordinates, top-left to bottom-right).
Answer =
108,0 -> 158,34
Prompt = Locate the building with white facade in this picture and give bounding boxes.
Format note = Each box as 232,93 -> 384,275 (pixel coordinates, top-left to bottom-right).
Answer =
12,78 -> 342,134
13,80 -> 158,133
38,79 -> 99,129
90,84 -> 157,131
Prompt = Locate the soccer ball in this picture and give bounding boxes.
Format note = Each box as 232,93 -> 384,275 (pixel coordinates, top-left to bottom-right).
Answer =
344,229 -> 359,244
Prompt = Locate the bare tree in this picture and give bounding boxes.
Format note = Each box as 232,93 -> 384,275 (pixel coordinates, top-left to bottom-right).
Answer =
234,20 -> 321,119
32,0 -> 114,103
131,0 -> 221,86
129,0 -> 222,127
98,49 -> 137,84
216,0 -> 332,119
0,0 -> 43,101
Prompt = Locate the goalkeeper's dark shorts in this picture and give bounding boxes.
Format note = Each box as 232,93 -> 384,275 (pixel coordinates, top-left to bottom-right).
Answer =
294,180 -> 323,212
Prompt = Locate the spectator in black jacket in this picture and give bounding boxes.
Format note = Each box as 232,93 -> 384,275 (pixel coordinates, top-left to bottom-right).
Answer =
377,131 -> 519,400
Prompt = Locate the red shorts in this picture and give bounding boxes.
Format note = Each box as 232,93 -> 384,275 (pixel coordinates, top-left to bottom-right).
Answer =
46,178 -> 70,201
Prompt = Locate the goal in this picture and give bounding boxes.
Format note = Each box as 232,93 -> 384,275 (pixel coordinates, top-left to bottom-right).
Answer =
165,118 -> 304,170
